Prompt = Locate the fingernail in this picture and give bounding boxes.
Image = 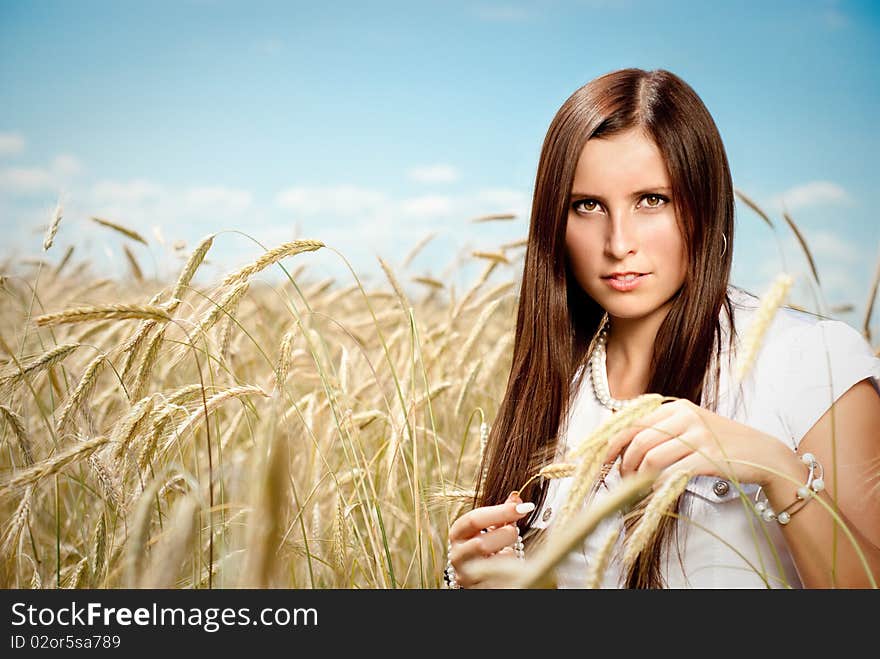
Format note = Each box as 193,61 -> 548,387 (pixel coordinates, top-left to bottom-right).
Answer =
515,502 -> 535,514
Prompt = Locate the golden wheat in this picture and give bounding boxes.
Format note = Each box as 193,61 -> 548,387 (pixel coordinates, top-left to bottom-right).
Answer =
35,304 -> 172,327
734,273 -> 794,383
220,239 -> 324,287
42,201 -> 63,252
90,216 -> 148,245
622,468 -> 692,569
0,404 -> 32,465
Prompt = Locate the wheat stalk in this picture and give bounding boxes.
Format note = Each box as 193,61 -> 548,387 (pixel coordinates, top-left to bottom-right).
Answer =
402,231 -> 438,268
88,453 -> 122,510
35,304 -> 172,327
141,495 -> 199,588
123,244 -> 144,282
124,476 -> 165,587
584,525 -> 620,589
622,468 -> 692,569
43,201 -> 63,251
515,462 -> 578,495
567,393 -> 667,462
194,281 -> 249,337
470,212 -> 516,223
162,385 -> 269,451
131,328 -> 165,401
378,255 -> 411,311
221,239 -> 324,287
471,250 -> 510,264
0,404 -> 32,465
412,276 -> 445,289
172,233 -> 214,300
454,297 -> 504,370
500,237 -> 528,250
66,558 -> 89,589
56,354 -> 105,433
452,261 -> 498,318
0,485 -> 32,555
1,343 -> 79,387
734,273 -> 794,383
453,358 -> 483,417
0,435 -> 110,495
54,245 -> 74,275
112,395 -> 156,463
90,512 -> 107,587
90,216 -> 148,245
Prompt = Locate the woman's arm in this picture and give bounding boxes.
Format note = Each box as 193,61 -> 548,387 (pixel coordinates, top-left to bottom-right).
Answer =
762,378 -> 880,588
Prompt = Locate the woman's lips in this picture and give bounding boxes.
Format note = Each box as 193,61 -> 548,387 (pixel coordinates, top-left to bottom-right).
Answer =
603,273 -> 649,292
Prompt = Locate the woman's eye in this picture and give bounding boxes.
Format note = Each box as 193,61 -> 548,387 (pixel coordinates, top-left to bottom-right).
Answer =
572,194 -> 668,214
642,194 -> 667,208
575,200 -> 601,213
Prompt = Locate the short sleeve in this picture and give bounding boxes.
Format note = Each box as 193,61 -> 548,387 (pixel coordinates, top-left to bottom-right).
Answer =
778,320 -> 880,447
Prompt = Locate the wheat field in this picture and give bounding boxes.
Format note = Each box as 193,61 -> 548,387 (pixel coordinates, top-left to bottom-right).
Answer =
1,200 -> 877,589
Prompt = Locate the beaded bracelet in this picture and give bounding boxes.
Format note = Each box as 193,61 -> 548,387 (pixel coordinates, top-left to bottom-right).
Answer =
443,527 -> 525,589
755,452 -> 825,525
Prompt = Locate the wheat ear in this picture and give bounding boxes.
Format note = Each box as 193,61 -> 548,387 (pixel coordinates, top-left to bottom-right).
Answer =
172,233 -> 214,299
0,435 -> 110,494
90,216 -> 148,245
0,404 -> 32,465
221,239 -> 323,287
734,273 -> 794,383
56,354 -> 105,433
622,468 -> 692,569
584,525 -> 620,589
35,304 -> 172,327
43,201 -> 63,251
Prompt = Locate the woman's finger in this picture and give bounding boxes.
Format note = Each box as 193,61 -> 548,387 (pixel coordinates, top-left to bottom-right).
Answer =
619,412 -> 689,475
452,524 -> 519,563
451,525 -> 520,587
604,404 -> 676,464
625,431 -> 695,477
449,500 -> 534,542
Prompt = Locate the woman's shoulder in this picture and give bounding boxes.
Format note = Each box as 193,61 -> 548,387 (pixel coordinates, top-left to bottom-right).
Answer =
724,283 -> 880,446
724,283 -> 873,358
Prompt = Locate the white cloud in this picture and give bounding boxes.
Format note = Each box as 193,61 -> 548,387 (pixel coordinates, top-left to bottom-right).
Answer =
92,178 -> 166,205
275,185 -> 389,217
183,186 -> 253,215
0,167 -> 55,193
407,164 -> 460,183
792,230 -> 860,262
474,186 -> 530,216
0,153 -> 84,196
770,181 -> 851,212
51,154 -> 84,177
0,133 -> 25,156
398,195 -> 453,217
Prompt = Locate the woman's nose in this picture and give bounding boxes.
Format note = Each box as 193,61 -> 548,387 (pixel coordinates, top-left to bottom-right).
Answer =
605,213 -> 638,258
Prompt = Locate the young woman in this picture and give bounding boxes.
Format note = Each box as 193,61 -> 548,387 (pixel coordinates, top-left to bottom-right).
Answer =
445,68 -> 880,588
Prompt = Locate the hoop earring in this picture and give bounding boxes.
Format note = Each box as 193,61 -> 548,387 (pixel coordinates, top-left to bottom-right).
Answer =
721,232 -> 728,258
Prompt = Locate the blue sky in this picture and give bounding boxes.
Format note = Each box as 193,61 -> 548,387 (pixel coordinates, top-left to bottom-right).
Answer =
1,0 -> 878,335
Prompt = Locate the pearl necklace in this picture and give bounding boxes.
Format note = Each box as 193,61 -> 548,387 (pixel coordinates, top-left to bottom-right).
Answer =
589,318 -> 638,412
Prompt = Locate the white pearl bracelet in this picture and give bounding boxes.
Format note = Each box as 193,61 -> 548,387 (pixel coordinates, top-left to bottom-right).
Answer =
444,528 -> 525,589
755,452 -> 824,525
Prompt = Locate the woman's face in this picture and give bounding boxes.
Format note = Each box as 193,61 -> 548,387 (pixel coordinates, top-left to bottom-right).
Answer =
565,127 -> 687,322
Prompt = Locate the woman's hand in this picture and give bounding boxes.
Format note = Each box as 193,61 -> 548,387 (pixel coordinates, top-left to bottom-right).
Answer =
604,398 -> 791,488
447,491 -> 535,588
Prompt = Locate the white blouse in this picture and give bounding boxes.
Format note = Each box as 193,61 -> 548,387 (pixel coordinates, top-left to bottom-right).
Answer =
529,284 -> 880,588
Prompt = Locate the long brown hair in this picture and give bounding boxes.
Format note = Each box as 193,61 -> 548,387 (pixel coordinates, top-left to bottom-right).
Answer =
474,68 -> 738,588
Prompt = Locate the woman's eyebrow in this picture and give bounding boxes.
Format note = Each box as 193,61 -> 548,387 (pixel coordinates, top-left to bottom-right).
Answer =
570,186 -> 671,200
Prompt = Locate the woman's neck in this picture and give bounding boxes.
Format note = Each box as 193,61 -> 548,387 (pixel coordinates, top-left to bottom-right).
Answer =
604,304 -> 670,399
